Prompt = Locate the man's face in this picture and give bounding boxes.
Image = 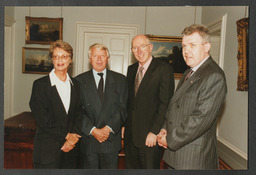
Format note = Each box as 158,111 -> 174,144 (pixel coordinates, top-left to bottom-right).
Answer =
132,35 -> 153,65
89,47 -> 109,72
182,32 -> 210,68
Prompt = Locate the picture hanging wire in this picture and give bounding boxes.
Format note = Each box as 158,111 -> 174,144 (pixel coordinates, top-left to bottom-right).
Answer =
26,6 -> 32,47
194,6 -> 197,24
244,6 -> 248,18
61,6 -> 63,18
144,7 -> 147,34
29,6 -> 31,16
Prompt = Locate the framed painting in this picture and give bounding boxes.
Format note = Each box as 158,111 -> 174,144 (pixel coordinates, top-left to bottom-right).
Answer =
146,35 -> 188,79
236,17 -> 248,91
25,16 -> 63,45
22,47 -> 53,74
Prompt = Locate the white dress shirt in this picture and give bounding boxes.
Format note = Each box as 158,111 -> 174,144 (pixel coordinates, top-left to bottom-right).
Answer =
49,69 -> 73,114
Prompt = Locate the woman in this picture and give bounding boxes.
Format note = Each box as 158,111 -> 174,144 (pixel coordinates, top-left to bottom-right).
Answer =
29,40 -> 82,169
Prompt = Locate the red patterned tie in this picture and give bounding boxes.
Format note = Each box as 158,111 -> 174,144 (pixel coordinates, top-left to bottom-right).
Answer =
184,69 -> 193,82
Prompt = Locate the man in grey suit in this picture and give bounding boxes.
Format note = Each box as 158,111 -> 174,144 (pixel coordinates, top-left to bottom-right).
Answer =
157,24 -> 227,169
75,43 -> 127,169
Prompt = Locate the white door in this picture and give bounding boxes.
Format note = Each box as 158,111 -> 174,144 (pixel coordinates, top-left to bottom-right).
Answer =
74,23 -> 138,76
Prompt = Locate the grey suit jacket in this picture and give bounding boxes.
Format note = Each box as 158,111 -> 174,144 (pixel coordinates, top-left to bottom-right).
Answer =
75,69 -> 127,154
162,57 -> 227,169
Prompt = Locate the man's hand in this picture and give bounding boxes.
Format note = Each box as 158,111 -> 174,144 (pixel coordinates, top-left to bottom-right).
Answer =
61,141 -> 74,152
65,133 -> 81,145
121,127 -> 125,139
145,132 -> 157,147
157,129 -> 168,148
92,126 -> 111,143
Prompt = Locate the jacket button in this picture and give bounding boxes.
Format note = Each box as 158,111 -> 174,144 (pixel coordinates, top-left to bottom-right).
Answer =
177,105 -> 180,108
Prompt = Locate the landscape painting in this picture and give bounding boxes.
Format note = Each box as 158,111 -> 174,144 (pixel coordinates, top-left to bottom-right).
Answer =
22,47 -> 53,74
25,17 -> 63,44
146,35 -> 188,79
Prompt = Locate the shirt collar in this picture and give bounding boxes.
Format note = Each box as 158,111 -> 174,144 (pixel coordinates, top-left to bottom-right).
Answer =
138,56 -> 153,70
49,69 -> 73,86
92,68 -> 107,77
191,56 -> 210,72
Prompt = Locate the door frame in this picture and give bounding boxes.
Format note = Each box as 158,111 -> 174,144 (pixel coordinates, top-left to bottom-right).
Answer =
74,22 -> 139,76
4,15 -> 16,119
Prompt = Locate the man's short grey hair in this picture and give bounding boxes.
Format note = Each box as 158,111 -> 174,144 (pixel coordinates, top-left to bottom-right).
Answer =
181,24 -> 210,43
88,43 -> 110,58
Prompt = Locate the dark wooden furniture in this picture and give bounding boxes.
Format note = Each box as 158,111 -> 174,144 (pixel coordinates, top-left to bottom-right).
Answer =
4,112 -> 36,169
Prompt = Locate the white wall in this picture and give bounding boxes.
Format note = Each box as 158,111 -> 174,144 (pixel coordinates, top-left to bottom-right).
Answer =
9,6 -> 201,117
202,6 -> 248,169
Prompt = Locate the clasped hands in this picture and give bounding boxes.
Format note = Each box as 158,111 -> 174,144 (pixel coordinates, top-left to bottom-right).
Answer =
145,130 -> 167,148
61,133 -> 81,152
156,129 -> 168,149
92,126 -> 111,143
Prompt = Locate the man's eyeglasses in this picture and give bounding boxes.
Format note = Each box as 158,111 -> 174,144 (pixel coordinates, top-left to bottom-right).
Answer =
52,54 -> 70,61
131,44 -> 151,52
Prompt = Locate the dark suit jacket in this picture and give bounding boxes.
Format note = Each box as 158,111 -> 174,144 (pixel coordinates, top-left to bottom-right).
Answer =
162,57 -> 227,169
29,76 -> 83,164
75,69 -> 127,154
125,57 -> 175,147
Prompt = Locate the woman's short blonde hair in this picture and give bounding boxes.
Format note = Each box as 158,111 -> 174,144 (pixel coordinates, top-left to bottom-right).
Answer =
49,40 -> 73,59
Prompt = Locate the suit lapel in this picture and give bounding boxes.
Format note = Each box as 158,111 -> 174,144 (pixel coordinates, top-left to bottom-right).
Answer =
67,80 -> 76,115
170,57 -> 213,104
136,58 -> 157,97
87,70 -> 103,109
129,63 -> 139,97
100,70 -> 114,113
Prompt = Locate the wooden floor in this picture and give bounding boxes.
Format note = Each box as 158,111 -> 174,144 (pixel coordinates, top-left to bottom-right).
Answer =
219,158 -> 232,170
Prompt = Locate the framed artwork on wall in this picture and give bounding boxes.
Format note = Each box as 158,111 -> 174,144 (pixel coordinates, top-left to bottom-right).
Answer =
22,47 -> 53,74
236,17 -> 248,91
25,16 -> 63,45
146,35 -> 188,79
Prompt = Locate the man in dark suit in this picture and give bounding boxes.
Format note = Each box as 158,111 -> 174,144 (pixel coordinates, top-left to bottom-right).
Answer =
30,40 -> 82,169
124,35 -> 175,169
75,43 -> 127,169
157,24 -> 227,169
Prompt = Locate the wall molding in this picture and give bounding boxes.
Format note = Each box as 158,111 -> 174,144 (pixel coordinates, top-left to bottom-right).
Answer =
4,15 -> 16,119
5,15 -> 16,27
206,13 -> 227,70
217,137 -> 247,169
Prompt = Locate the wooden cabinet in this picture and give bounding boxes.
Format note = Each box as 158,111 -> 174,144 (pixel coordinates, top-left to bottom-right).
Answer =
4,112 -> 36,169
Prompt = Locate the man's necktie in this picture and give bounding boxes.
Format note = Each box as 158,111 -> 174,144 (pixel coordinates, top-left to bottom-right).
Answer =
97,73 -> 104,101
134,66 -> 144,95
184,69 -> 194,82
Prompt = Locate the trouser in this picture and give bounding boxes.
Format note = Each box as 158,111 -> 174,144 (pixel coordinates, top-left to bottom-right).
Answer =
80,152 -> 119,169
124,139 -> 161,169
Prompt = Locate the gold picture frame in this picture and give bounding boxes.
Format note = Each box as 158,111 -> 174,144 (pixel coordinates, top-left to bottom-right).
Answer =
22,47 -> 53,74
236,17 -> 249,91
25,16 -> 63,45
146,35 -> 188,79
